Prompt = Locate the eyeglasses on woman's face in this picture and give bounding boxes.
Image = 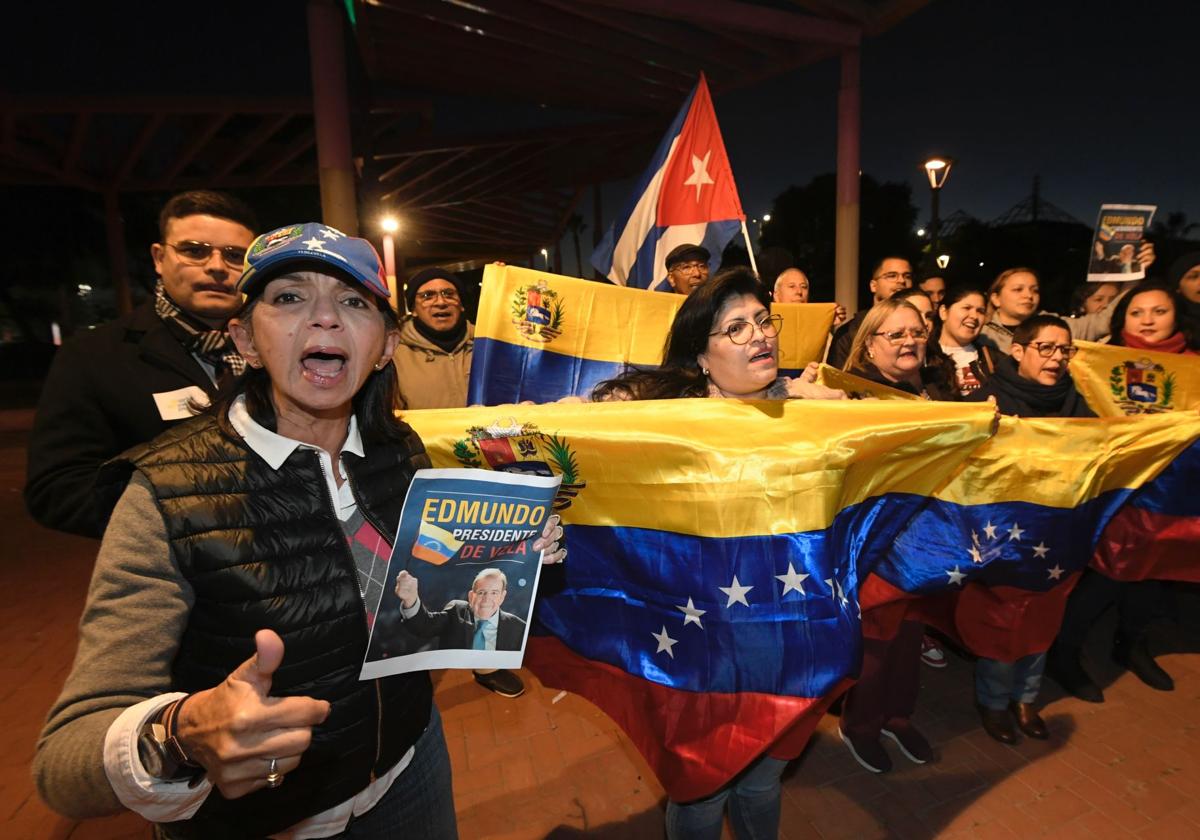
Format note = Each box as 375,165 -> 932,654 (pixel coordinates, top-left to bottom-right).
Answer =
1022,341 -> 1078,359
709,313 -> 783,345
872,326 -> 929,345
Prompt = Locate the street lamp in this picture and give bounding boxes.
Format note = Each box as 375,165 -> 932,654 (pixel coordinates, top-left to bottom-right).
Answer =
923,157 -> 953,256
380,216 -> 401,312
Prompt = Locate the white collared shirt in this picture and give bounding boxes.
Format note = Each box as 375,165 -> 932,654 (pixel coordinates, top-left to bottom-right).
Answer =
103,396 -> 415,838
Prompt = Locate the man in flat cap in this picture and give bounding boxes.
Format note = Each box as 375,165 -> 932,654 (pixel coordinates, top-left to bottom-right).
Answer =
663,243 -> 711,295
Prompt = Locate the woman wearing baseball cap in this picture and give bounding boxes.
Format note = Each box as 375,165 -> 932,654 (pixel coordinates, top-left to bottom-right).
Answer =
35,223 -> 564,838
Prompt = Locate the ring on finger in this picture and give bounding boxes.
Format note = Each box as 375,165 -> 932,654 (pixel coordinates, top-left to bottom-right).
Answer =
265,757 -> 284,789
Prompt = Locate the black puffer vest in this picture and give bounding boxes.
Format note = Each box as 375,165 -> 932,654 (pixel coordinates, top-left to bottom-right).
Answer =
100,413 -> 434,839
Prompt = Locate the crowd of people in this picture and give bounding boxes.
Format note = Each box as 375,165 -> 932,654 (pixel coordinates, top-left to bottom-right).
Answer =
26,189 -> 1199,839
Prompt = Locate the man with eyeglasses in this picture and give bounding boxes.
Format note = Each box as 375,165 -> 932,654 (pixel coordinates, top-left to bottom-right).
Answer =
393,267 -> 474,411
827,256 -> 915,369
25,190 -> 257,537
663,243 -> 711,295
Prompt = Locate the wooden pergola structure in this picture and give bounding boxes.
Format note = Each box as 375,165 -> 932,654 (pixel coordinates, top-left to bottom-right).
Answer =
1,0 -> 928,313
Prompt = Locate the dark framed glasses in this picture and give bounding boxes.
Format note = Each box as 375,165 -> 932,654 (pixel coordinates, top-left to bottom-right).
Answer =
709,314 -> 783,345
167,241 -> 247,269
1025,341 -> 1078,359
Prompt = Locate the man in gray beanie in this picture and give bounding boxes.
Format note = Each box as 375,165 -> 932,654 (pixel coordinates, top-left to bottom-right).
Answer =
394,267 -> 474,410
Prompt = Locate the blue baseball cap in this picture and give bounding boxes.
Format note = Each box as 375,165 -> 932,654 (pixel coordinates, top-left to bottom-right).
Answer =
238,223 -> 391,301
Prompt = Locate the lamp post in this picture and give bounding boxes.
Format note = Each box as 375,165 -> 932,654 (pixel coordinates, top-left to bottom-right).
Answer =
380,216 -> 400,313
923,157 -> 953,256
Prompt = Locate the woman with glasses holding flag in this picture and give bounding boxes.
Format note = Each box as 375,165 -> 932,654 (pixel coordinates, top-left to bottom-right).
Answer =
834,298 -> 951,774
963,314 -> 1094,743
592,266 -> 844,840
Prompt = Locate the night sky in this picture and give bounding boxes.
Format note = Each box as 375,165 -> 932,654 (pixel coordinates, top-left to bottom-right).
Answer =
7,0 -> 1199,255
716,0 -> 1200,231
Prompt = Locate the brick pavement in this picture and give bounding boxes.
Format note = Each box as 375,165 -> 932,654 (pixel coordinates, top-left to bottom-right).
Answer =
2,410 -> 1197,839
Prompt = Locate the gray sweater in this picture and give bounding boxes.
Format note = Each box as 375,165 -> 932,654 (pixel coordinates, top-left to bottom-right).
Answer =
33,473 -> 194,818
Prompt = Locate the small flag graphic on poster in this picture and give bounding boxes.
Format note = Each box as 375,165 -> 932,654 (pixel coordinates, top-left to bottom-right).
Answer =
412,520 -> 464,566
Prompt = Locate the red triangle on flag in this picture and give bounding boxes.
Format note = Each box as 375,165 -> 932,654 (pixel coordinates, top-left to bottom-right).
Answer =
657,74 -> 745,227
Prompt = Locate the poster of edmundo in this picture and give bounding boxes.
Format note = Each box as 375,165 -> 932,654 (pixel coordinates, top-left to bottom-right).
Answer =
1087,204 -> 1156,282
360,468 -> 561,679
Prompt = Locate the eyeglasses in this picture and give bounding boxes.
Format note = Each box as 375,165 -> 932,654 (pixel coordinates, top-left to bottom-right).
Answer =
709,314 -> 783,345
1025,341 -> 1078,359
872,327 -> 929,344
166,241 -> 247,269
876,271 -> 915,283
415,288 -> 461,303
671,260 -> 708,274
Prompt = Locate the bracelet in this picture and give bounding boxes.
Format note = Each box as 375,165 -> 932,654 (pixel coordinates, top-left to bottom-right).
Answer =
160,695 -> 200,768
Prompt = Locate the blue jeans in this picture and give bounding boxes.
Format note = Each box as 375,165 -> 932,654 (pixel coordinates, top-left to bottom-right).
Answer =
335,704 -> 457,838
665,754 -> 786,840
975,654 -> 1046,710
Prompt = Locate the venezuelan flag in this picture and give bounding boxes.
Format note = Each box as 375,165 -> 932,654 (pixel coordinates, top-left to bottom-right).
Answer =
402,398 -> 997,799
411,519 -> 464,566
1094,438 -> 1200,583
862,413 -> 1200,662
467,264 -> 835,405
1071,339 -> 1200,416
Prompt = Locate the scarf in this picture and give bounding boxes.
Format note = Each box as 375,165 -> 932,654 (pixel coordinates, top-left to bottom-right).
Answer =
1119,329 -> 1190,355
982,355 -> 1094,418
413,315 -> 467,354
154,282 -> 245,378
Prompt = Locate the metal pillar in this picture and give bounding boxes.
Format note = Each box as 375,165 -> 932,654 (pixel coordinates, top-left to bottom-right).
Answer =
834,48 -> 861,313
104,189 -> 133,315
307,0 -> 358,235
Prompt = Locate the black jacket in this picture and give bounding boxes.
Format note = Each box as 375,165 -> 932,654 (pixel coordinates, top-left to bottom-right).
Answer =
25,300 -> 217,537
99,413 -> 434,839
403,600 -> 527,651
827,310 -> 865,369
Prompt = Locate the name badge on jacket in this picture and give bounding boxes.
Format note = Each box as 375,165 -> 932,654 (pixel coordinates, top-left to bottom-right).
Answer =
153,386 -> 210,421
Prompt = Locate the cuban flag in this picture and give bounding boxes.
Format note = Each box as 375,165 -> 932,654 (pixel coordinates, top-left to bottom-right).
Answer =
591,73 -> 746,291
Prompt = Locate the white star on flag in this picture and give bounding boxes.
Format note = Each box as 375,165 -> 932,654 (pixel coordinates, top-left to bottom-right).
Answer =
718,576 -> 753,608
969,545 -> 983,564
319,227 -> 345,240
824,578 -> 849,607
1008,523 -> 1025,542
775,563 -> 809,596
1047,564 -> 1065,581
652,626 -> 678,658
1033,542 -> 1050,559
683,150 -> 714,202
676,597 -> 706,628
983,522 -> 998,540
946,566 -> 966,586
302,237 -> 328,251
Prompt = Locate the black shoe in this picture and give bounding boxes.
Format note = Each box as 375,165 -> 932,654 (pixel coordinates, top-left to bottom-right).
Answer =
977,705 -> 1018,744
1046,646 -> 1104,703
1113,636 -> 1174,692
473,669 -> 525,698
1009,702 -> 1049,740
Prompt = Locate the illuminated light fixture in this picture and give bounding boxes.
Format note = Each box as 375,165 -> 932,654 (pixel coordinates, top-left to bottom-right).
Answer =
916,228 -> 926,237
762,213 -> 771,222
924,157 -> 953,189
380,216 -> 399,234
936,254 -> 951,269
